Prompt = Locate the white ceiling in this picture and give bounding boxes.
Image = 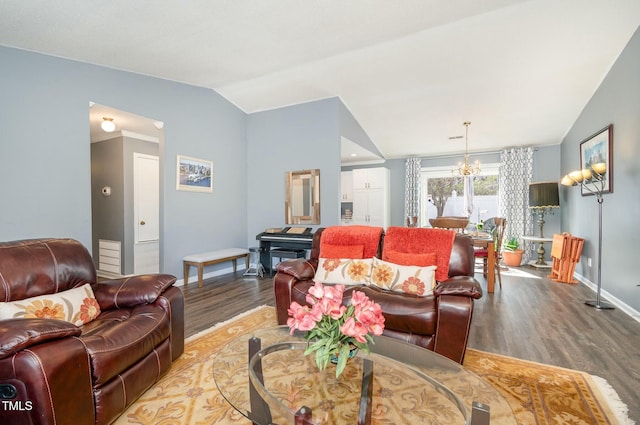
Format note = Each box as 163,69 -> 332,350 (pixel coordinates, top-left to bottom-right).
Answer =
2,0 -> 639,160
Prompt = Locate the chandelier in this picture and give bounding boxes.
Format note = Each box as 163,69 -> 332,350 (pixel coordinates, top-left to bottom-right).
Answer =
453,121 -> 481,176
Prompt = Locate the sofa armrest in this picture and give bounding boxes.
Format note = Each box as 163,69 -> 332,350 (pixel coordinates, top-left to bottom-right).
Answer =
434,276 -> 483,299
0,334 -> 94,424
0,319 -> 81,359
273,259 -> 317,325
432,276 -> 482,363
433,294 -> 475,363
275,258 -> 318,280
93,274 -> 177,310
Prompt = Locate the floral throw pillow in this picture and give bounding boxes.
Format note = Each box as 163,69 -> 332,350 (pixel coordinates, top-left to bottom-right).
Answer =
369,258 -> 437,297
314,258 -> 373,285
0,283 -> 101,326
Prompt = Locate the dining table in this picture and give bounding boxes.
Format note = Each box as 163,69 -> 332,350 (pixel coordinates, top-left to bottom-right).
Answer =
469,232 -> 496,293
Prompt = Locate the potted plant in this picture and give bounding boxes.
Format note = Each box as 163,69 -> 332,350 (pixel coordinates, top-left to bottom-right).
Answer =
502,236 -> 524,266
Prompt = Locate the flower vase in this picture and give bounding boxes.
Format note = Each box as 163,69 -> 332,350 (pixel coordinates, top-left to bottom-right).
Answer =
330,345 -> 359,365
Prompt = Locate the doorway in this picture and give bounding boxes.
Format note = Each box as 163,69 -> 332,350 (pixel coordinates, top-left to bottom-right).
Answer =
89,103 -> 163,277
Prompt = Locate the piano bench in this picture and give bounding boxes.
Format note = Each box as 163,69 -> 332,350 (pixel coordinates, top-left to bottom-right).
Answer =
183,248 -> 250,287
269,248 -> 306,277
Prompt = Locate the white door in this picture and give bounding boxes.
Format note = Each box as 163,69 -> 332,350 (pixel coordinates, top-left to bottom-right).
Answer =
134,153 -> 159,273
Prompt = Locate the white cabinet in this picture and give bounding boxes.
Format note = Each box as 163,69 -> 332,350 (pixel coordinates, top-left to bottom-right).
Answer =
352,168 -> 386,190
349,167 -> 389,227
340,171 -> 353,202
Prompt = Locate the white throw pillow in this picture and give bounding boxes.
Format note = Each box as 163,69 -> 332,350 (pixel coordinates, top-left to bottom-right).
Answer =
314,258 -> 373,285
369,257 -> 437,296
0,283 -> 101,326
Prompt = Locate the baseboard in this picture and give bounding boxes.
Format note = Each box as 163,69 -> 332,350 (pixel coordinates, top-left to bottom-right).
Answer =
574,272 -> 640,323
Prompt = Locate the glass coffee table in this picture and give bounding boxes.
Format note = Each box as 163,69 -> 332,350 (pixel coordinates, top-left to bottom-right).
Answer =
213,326 -> 516,425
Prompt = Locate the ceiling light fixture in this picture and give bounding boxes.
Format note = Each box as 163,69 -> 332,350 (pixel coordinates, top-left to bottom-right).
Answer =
452,121 -> 481,176
101,117 -> 116,133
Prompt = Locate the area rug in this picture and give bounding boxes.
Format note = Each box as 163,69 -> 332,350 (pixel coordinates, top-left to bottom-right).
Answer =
114,306 -> 632,425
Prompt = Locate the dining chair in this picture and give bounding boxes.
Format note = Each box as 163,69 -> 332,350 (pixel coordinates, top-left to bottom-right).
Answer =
474,217 -> 506,288
429,216 -> 469,233
406,216 -> 418,227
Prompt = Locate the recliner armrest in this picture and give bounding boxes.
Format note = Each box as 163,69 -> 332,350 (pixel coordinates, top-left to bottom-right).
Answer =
434,276 -> 483,299
93,274 -> 177,310
0,318 -> 81,359
275,258 -> 318,281
273,259 -> 318,325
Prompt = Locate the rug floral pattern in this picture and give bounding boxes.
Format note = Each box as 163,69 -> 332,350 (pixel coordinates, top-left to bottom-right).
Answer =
115,306 -> 625,425
463,350 -> 621,424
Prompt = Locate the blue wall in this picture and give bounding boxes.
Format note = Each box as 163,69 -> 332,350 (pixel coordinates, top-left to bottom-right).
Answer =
0,46 -> 248,280
561,27 -> 640,314
2,37 -> 638,314
247,98 -> 342,243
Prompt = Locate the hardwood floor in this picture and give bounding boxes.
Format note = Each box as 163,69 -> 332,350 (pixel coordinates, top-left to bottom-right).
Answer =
180,266 -> 640,421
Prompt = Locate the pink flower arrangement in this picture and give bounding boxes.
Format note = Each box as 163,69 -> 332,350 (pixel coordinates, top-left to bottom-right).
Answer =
287,281 -> 385,377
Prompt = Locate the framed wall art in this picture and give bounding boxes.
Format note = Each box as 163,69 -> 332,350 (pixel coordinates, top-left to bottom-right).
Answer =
176,155 -> 213,192
579,125 -> 613,196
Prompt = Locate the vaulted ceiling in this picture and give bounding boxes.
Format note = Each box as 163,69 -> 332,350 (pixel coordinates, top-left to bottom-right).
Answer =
2,0 -> 639,159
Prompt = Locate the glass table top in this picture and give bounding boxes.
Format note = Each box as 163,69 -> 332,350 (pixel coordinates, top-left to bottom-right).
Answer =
213,326 -> 516,425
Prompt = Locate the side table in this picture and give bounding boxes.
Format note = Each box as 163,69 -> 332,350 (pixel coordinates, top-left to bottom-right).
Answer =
522,235 -> 553,268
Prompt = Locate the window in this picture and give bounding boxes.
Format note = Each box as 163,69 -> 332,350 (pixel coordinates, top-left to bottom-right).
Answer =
420,163 -> 500,228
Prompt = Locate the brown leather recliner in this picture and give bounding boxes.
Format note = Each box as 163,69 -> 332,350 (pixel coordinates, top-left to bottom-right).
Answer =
0,238 -> 184,425
273,226 -> 482,364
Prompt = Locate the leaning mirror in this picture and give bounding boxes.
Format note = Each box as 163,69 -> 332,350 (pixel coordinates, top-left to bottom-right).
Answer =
285,169 -> 320,224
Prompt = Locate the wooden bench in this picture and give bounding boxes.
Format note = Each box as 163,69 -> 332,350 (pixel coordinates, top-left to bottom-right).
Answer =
183,248 -> 249,287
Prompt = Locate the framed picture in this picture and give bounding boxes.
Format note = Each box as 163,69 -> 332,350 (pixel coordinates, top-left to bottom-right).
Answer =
579,125 -> 613,196
176,155 -> 213,192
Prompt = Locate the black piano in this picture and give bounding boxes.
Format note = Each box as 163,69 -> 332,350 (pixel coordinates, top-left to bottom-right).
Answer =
256,227 -> 315,272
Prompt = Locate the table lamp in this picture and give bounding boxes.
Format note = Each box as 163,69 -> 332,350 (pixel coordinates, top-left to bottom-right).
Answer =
528,182 -> 560,265
529,182 -> 560,237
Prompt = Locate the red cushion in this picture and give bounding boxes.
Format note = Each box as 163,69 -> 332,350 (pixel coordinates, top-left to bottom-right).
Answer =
474,248 -> 489,257
319,243 -> 364,259
383,249 -> 437,267
382,227 -> 456,282
319,226 -> 383,259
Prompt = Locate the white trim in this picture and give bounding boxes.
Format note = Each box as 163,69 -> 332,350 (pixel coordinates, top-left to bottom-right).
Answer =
121,130 -> 160,143
90,130 -> 159,144
574,273 -> 640,323
420,162 -> 500,177
341,159 -> 386,166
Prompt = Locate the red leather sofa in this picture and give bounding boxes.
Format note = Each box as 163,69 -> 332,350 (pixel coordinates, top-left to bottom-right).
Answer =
274,226 -> 482,364
0,238 -> 184,425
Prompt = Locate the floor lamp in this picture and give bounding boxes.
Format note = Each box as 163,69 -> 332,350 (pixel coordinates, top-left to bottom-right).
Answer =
561,162 -> 614,309
528,182 -> 560,265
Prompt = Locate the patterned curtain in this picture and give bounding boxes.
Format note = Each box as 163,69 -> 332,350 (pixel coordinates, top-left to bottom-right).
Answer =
499,147 -> 534,262
404,157 -> 421,226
